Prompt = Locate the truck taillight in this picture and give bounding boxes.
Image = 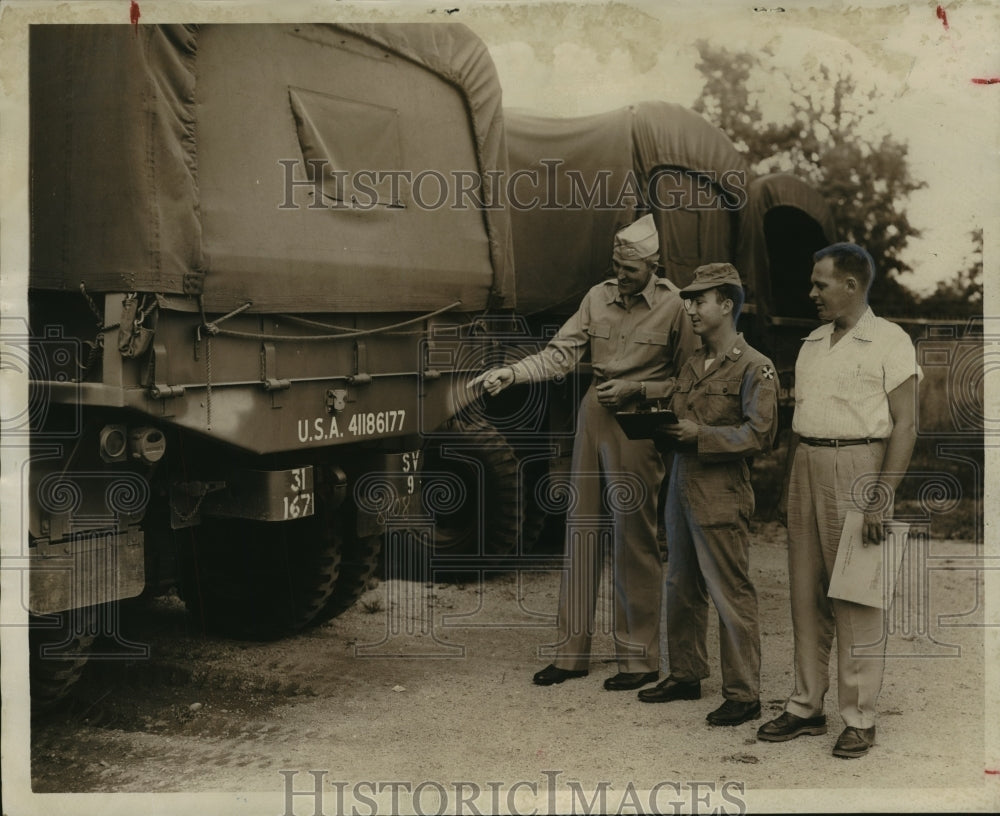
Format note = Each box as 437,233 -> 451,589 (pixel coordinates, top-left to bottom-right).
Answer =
129,427 -> 166,464
98,425 -> 128,462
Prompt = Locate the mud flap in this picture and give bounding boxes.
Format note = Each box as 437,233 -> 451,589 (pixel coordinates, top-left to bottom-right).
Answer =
29,528 -> 145,615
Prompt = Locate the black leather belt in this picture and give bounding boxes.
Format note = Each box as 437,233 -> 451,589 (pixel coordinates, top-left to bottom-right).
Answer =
800,437 -> 884,447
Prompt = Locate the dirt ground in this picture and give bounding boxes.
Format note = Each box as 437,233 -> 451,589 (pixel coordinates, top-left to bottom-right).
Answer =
18,522 -> 997,814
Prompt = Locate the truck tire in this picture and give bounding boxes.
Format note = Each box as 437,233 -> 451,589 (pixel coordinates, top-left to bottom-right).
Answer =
179,510 -> 341,641
312,505 -> 383,624
420,418 -> 521,556
30,614 -> 97,714
515,454 -> 566,555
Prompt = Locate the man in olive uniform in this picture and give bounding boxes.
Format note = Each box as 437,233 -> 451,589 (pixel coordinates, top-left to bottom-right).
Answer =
638,263 -> 777,727
472,214 -> 695,691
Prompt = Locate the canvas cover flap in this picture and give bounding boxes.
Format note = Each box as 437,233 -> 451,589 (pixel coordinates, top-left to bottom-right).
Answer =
504,107 -> 636,318
505,102 -> 749,318
30,25 -> 203,297
737,173 -> 838,319
30,23 -> 513,313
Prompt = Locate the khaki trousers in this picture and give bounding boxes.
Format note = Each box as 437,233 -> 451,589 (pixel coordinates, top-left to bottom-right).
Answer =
551,386 -> 665,673
785,441 -> 887,729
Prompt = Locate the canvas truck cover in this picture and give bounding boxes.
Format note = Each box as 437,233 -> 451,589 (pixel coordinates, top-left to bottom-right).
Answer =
737,173 -> 837,321
30,24 -> 514,313
505,101 -> 749,317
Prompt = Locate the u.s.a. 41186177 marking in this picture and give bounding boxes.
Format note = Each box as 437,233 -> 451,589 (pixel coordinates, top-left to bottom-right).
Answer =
297,410 -> 406,443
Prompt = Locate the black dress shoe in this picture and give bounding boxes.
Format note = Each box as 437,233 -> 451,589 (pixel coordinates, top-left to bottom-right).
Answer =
603,671 -> 659,691
532,664 -> 588,686
637,676 -> 701,703
832,725 -> 876,758
756,711 -> 828,742
706,698 -> 762,726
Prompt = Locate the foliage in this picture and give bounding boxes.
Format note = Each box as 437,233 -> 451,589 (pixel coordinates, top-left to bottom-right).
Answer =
692,42 -> 928,314
911,229 -> 983,319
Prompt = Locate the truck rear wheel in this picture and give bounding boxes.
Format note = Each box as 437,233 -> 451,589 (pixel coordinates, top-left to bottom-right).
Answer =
30,612 -> 97,714
420,418 -> 521,556
179,510 -> 341,640
312,504 -> 383,624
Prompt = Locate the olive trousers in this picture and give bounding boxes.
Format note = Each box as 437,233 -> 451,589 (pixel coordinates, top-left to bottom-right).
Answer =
664,453 -> 762,702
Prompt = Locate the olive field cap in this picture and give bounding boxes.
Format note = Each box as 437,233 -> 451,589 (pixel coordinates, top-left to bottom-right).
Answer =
679,262 -> 743,297
612,213 -> 659,260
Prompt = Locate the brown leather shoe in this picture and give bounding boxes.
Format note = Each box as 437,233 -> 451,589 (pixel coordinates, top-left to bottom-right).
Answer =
532,664 -> 588,686
637,676 -> 701,703
603,671 -> 658,691
757,711 -> 828,742
832,725 -> 876,758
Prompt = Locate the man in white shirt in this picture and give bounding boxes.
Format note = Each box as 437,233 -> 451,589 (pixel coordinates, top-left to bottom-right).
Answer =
756,242 -> 921,758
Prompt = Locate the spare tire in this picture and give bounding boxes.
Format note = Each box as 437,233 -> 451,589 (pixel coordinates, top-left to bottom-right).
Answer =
419,417 -> 521,557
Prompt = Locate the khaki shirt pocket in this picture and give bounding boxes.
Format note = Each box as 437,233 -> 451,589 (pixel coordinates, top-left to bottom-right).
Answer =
587,321 -> 612,357
703,378 -> 743,424
671,378 -> 693,414
635,330 -> 669,346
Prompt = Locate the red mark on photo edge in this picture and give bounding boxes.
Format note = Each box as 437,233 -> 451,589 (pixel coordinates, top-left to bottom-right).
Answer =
936,5 -> 949,30
971,78 -> 1000,85
985,769 -> 1000,775
130,1 -> 140,34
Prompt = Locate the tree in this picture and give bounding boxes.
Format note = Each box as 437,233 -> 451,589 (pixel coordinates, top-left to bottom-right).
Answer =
692,42 -> 926,314
912,229 -> 983,319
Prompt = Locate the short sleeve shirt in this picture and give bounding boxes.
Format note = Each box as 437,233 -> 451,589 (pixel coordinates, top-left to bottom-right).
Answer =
792,307 -> 923,439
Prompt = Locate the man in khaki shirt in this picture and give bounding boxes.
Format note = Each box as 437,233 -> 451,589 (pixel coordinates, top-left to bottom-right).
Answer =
473,215 -> 695,690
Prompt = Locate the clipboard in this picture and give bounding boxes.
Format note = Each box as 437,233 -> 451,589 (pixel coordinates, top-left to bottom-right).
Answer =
614,407 -> 679,440
827,510 -> 910,609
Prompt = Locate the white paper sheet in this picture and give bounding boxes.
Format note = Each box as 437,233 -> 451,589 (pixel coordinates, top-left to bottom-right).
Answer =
828,510 -> 909,609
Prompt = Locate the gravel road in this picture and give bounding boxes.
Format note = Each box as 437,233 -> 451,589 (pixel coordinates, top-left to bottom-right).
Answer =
20,522 -> 995,814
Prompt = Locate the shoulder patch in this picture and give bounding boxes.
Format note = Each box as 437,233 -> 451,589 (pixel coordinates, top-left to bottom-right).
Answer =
761,364 -> 776,380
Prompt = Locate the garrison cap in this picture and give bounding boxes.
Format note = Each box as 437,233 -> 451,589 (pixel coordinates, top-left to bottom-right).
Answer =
612,214 -> 659,260
679,262 -> 743,297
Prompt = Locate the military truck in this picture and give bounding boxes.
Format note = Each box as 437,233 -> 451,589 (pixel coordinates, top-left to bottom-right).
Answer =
25,22 -> 515,707
24,22 -> 840,708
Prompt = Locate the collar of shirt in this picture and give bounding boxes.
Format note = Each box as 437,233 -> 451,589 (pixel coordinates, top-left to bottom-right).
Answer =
604,273 -> 662,309
803,305 -> 877,344
722,332 -> 750,362
685,332 -> 747,378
